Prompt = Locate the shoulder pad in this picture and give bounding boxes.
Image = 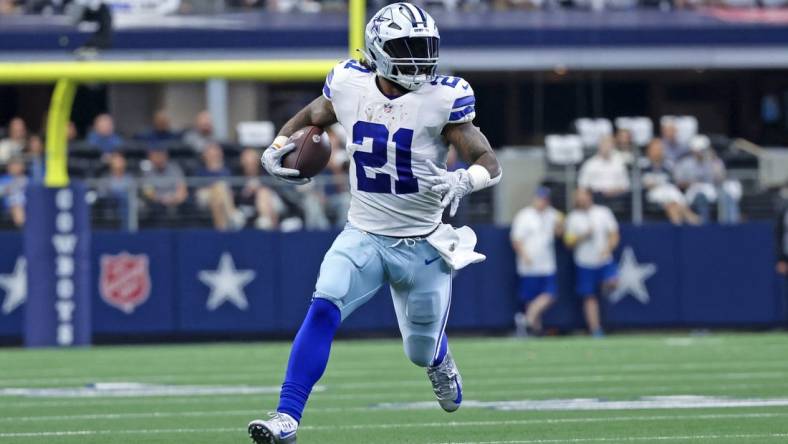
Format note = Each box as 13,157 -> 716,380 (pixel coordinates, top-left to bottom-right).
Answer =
430,76 -> 476,125
323,59 -> 373,101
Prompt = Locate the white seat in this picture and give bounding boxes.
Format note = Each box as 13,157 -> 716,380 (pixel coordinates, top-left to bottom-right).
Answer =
574,118 -> 613,150
545,134 -> 584,166
660,115 -> 698,147
237,121 -> 276,148
615,116 -> 653,147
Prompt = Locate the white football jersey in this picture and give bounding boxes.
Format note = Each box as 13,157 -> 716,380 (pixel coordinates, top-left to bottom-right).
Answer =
323,59 -> 476,237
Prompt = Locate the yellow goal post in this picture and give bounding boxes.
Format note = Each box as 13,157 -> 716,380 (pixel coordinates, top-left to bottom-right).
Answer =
0,0 -> 367,188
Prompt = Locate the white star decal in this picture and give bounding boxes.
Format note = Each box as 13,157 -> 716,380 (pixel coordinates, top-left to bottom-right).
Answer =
608,247 -> 657,305
197,253 -> 256,311
0,257 -> 26,315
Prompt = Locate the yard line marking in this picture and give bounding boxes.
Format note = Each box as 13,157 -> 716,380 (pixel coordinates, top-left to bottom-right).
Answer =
0,428 -> 238,438
2,414 -> 788,438
3,359 -> 788,385
374,395 -> 788,412
3,371 -> 788,396
433,433 -> 788,444
6,381 -> 788,408
0,410 -> 786,424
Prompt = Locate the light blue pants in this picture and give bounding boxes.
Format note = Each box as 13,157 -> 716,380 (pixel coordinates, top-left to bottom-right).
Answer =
314,225 -> 452,367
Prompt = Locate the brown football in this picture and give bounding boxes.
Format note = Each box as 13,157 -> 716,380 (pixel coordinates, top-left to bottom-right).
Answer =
281,126 -> 331,179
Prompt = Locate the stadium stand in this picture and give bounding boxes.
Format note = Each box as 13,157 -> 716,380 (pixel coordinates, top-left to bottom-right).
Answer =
0,106 -> 780,231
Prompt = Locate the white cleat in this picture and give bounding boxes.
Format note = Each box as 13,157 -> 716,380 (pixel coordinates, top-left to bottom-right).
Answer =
248,412 -> 298,444
427,350 -> 463,412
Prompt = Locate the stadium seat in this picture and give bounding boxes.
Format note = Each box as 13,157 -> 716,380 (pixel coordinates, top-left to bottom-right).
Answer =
660,115 -> 698,147
545,134 -> 584,166
615,117 -> 653,147
574,118 -> 613,151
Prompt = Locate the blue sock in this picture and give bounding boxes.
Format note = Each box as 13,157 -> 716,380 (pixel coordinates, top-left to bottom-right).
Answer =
277,298 -> 341,423
431,334 -> 449,367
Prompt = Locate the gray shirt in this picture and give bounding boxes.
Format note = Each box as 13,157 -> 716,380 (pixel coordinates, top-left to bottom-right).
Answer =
674,155 -> 725,186
142,163 -> 185,198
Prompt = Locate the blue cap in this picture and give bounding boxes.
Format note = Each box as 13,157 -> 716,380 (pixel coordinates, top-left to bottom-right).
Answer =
536,186 -> 551,199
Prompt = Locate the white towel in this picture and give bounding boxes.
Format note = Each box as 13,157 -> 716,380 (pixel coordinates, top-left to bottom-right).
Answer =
426,224 -> 486,271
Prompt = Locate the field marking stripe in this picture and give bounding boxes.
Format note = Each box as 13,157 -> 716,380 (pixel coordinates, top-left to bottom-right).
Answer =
7,380 -> 788,409
6,370 -> 788,391
1,412 -> 786,436
2,410 -> 787,423
3,360 -> 788,384
435,434 -> 788,444
7,381 -> 788,405
3,430 -> 788,441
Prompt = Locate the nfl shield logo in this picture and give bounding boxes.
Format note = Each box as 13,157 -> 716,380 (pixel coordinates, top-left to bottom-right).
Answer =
99,252 -> 151,314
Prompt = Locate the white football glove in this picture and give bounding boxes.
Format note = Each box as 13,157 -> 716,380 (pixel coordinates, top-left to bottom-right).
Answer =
426,160 -> 473,217
260,142 -> 310,185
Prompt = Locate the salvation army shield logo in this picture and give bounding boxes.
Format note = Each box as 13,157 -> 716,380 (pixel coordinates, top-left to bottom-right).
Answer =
99,252 -> 151,314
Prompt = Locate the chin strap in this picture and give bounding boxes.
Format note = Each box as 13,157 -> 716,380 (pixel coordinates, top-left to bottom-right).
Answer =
467,164 -> 502,192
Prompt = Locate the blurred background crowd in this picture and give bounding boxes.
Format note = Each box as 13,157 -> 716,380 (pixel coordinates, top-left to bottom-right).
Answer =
0,106 -> 781,232
1,0 -> 786,16
1,0 -> 788,234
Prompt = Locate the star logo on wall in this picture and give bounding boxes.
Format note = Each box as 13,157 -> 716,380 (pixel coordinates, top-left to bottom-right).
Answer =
608,247 -> 657,305
198,253 -> 256,311
0,257 -> 26,315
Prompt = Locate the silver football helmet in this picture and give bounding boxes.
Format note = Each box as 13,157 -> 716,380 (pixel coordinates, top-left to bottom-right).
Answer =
360,2 -> 440,91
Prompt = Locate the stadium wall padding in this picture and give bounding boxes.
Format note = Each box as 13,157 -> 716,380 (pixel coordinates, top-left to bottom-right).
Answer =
0,223 -> 785,340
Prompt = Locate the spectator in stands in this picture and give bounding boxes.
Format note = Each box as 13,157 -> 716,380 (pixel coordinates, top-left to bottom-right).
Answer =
578,135 -> 630,198
237,147 -> 285,230
0,0 -> 18,15
87,113 -> 123,154
778,192 -> 788,270
25,134 -> 45,184
614,128 -> 635,164
195,143 -> 245,231
182,110 -> 216,153
564,188 -> 619,338
67,121 -> 78,143
641,138 -> 699,225
267,0 -> 322,13
226,0 -> 264,10
0,157 -> 27,227
136,110 -> 180,145
0,117 -> 27,166
141,146 -> 188,222
660,120 -> 688,163
98,151 -> 134,229
511,186 -> 564,337
674,135 -> 740,224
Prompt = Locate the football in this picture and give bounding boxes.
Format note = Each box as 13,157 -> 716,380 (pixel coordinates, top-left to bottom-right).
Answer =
281,125 -> 331,179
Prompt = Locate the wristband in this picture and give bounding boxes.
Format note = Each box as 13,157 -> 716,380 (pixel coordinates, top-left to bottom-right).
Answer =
467,164 -> 502,192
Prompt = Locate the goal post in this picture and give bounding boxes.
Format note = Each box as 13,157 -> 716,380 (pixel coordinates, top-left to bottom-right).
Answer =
2,0 -> 367,348
0,0 -> 367,187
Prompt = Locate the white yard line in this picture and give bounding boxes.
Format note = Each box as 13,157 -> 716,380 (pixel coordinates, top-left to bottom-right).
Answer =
6,381 -> 788,408
3,359 -> 788,385
1,414 -> 788,438
0,410 -> 785,424
433,434 -> 788,444
2,371 -> 787,394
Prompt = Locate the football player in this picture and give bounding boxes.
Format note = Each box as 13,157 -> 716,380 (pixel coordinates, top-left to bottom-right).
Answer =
248,3 -> 501,443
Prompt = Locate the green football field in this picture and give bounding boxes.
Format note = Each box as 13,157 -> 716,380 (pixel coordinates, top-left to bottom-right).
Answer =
2,333 -> 788,444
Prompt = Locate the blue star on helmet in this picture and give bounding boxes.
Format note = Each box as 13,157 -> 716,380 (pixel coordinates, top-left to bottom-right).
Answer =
372,15 -> 388,37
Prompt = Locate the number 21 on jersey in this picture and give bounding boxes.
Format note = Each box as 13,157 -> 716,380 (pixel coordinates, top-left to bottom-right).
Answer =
352,121 -> 418,195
